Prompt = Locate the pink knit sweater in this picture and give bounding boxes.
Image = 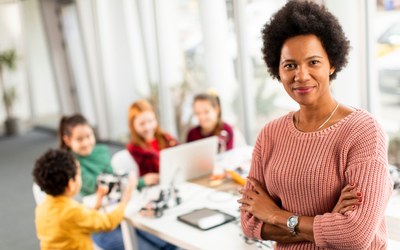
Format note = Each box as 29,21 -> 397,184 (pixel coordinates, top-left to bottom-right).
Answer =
241,109 -> 393,249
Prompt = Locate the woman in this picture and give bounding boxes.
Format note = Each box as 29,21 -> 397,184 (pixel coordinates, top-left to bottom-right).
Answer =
238,1 -> 392,249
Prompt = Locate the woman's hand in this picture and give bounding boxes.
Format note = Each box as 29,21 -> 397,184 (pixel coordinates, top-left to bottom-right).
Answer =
143,173 -> 159,186
332,184 -> 362,214
238,177 -> 282,224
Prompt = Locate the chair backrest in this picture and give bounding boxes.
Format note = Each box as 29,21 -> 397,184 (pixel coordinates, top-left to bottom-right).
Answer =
111,149 -> 139,179
233,127 -> 247,148
32,183 -> 46,205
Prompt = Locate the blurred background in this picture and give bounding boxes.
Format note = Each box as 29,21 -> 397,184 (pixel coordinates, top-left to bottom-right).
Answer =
1,0 -> 400,146
1,0 -> 400,248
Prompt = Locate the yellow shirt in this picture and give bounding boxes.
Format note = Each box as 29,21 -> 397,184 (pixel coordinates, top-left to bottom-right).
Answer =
35,195 -> 125,250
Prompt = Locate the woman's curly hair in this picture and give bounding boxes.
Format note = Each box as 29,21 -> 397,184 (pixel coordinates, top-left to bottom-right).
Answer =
261,0 -> 350,81
33,149 -> 77,196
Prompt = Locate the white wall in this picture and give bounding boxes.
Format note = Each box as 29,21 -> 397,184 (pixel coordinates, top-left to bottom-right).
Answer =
325,0 -> 369,111
0,2 -> 31,121
22,0 -> 59,119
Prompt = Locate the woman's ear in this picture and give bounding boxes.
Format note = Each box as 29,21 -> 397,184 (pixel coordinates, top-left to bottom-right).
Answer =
329,67 -> 336,76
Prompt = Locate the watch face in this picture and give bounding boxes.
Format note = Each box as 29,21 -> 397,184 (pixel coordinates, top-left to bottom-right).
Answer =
289,216 -> 298,227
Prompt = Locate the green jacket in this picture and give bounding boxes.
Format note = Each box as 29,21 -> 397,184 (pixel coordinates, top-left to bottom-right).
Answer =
73,144 -> 113,197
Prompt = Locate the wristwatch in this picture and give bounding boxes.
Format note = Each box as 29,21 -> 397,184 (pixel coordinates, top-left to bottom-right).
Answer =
287,215 -> 299,236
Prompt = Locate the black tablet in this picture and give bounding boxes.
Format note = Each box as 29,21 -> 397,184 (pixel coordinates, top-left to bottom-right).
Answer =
177,208 -> 236,230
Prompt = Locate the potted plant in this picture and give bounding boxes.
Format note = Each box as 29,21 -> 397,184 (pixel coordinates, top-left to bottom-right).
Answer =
0,49 -> 19,135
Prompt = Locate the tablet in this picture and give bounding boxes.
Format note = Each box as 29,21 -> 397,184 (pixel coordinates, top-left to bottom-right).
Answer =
177,208 -> 236,230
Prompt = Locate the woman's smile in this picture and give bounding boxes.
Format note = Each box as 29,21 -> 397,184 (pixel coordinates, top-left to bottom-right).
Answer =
292,86 -> 315,94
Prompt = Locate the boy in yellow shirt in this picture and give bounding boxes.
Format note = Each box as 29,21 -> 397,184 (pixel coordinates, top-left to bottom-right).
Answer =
33,149 -> 134,250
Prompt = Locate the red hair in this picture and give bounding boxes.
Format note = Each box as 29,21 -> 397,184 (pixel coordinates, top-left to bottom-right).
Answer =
128,99 -> 169,149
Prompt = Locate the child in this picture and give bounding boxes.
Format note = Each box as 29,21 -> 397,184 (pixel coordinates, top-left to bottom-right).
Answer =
187,92 -> 234,152
33,149 -> 134,250
58,114 -> 113,197
58,114 -> 124,250
60,113 -> 177,250
127,99 -> 178,190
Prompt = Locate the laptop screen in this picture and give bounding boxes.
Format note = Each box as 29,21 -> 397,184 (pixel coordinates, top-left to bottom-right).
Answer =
159,136 -> 218,187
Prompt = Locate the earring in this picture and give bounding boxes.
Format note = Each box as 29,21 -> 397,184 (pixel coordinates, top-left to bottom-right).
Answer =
329,71 -> 333,75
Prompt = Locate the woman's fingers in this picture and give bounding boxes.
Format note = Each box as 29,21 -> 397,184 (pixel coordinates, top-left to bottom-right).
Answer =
332,183 -> 363,214
341,183 -> 356,193
239,187 -> 258,200
339,191 -> 360,201
246,177 -> 266,195
339,197 -> 362,208
339,204 -> 357,214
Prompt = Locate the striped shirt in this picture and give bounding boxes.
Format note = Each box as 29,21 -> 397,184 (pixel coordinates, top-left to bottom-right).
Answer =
241,109 -> 392,249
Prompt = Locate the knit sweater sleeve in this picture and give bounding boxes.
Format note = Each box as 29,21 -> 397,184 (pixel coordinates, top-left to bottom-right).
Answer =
313,117 -> 393,249
240,128 -> 268,240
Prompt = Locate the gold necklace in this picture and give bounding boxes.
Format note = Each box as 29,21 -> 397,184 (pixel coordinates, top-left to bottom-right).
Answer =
297,102 -> 340,131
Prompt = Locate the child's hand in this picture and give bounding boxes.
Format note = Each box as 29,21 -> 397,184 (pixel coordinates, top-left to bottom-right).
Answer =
121,174 -> 137,205
94,185 -> 109,209
143,173 -> 159,186
127,173 -> 138,190
96,185 -> 109,197
332,184 -> 362,214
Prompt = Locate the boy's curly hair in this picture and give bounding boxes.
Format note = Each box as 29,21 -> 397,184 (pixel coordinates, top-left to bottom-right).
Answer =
33,149 -> 77,196
261,0 -> 350,81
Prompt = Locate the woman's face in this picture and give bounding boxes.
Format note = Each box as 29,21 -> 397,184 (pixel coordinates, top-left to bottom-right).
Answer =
63,124 -> 96,156
193,100 -> 219,132
133,111 -> 158,142
279,34 -> 335,106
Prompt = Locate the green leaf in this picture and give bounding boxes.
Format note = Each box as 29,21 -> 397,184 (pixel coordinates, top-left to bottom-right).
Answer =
0,49 -> 17,71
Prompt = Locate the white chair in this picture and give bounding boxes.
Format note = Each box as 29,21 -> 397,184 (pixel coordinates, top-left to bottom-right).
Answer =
111,149 -> 139,250
233,127 -> 247,148
32,182 -> 46,204
111,149 -> 139,179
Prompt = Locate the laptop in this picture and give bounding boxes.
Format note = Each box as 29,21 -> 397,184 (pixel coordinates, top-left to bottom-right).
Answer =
159,136 -> 218,187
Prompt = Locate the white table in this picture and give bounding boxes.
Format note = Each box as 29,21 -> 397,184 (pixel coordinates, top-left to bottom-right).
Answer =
83,145 -> 400,249
86,185 -> 400,250
124,182 -> 270,250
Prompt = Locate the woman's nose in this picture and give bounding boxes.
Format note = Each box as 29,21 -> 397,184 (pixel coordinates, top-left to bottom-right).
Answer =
294,66 -> 310,82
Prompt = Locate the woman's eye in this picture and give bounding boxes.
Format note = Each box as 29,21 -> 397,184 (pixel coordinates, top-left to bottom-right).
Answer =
310,60 -> 320,65
284,64 -> 295,69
